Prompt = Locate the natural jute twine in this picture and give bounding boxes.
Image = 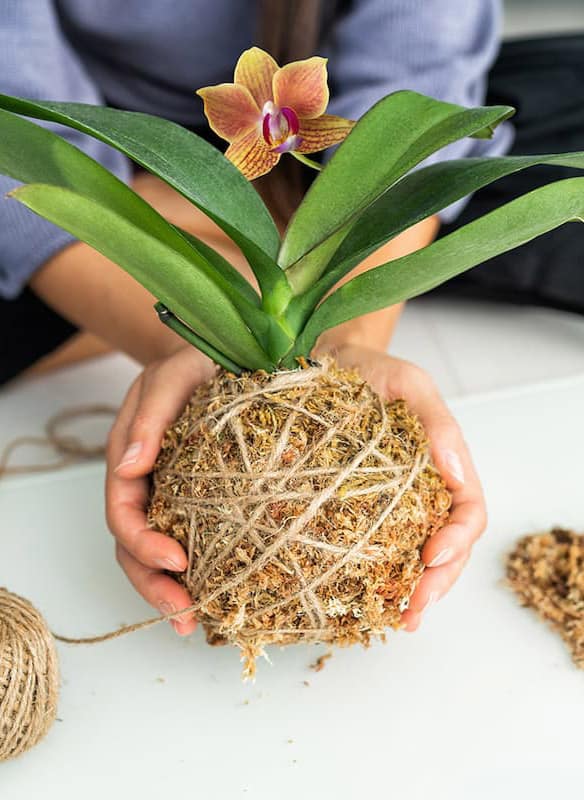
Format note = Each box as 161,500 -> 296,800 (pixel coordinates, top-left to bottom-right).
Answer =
149,360 -> 449,676
0,588 -> 59,761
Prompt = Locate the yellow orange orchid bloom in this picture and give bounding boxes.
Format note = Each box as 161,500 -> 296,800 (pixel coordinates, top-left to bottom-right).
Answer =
197,47 -> 355,180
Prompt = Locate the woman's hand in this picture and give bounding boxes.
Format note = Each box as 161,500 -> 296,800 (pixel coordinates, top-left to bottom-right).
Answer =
105,347 -> 215,635
106,340 -> 485,637
330,343 -> 487,632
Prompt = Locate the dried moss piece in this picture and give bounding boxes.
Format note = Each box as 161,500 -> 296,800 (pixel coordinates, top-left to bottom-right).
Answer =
310,652 -> 332,672
148,359 -> 451,676
506,528 -> 584,668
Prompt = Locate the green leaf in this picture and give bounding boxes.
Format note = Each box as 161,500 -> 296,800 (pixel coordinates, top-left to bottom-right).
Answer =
280,91 -> 514,286
155,303 -> 243,375
12,183 -> 273,371
287,150 -> 584,330
173,226 -> 261,306
292,177 -> 584,359
0,92 -> 288,298
0,108 -> 277,361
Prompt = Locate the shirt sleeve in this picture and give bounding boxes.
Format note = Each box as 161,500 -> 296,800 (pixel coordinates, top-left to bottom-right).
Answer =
0,1 -> 132,299
324,0 -> 514,221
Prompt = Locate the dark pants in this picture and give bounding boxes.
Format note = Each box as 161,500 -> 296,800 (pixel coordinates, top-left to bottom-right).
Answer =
2,35 -> 583,385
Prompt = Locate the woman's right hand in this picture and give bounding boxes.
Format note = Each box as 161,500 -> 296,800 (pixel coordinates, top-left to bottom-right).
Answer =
105,346 -> 216,635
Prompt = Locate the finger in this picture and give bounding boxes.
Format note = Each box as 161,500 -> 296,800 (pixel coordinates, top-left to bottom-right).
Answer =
107,495 -> 187,571
106,376 -> 142,467
390,366 -> 487,566
400,610 -> 422,632
403,555 -> 469,622
116,544 -> 197,636
422,499 -> 487,568
114,351 -> 215,478
105,380 -> 188,571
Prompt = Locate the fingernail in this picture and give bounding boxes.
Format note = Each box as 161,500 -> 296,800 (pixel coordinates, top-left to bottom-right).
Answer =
443,449 -> 464,484
159,601 -> 176,618
422,591 -> 440,614
172,619 -> 194,636
115,441 -> 142,471
428,547 -> 453,568
157,557 -> 184,572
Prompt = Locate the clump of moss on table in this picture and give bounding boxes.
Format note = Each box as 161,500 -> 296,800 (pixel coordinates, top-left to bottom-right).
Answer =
506,528 -> 584,668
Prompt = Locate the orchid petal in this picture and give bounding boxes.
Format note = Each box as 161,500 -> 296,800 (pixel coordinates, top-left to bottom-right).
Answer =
197,83 -> 259,142
297,115 -> 356,153
273,57 -> 329,119
225,128 -> 280,180
234,47 -> 279,108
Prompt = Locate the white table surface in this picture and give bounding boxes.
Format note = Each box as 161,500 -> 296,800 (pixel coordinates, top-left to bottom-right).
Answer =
1,374 -> 584,800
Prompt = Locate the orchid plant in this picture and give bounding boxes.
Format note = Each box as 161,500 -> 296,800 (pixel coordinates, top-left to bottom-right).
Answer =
1,46 -> 584,374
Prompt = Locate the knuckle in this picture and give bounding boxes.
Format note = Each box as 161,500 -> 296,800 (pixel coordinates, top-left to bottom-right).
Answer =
131,535 -> 154,567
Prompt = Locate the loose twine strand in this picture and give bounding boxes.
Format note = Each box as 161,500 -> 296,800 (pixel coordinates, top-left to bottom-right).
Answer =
0,404 -> 118,478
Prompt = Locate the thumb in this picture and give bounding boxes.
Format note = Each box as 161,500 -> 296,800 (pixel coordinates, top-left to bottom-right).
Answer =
115,350 -> 214,477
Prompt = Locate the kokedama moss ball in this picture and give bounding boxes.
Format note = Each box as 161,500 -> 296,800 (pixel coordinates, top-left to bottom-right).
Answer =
148,360 -> 451,675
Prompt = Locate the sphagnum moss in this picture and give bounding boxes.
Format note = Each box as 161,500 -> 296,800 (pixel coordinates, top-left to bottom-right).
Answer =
507,528 -> 584,669
148,360 -> 451,676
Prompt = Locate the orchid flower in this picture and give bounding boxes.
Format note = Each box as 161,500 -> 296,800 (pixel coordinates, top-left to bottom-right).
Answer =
197,47 -> 355,180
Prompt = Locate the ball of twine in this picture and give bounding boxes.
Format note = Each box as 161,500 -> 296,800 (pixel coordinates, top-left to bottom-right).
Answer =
149,359 -> 451,677
0,588 -> 59,761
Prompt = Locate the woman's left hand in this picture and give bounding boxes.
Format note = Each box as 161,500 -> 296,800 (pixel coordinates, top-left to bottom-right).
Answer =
330,343 -> 487,631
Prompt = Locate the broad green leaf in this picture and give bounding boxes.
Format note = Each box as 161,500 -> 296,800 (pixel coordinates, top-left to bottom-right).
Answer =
12,183 -> 273,371
175,227 -> 294,361
280,91 -> 514,285
291,177 -> 584,360
0,93 -> 288,298
0,108 -> 275,352
286,150 -> 584,330
174,227 -> 260,307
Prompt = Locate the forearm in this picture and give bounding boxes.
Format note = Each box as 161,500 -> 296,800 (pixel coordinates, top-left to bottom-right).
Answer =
315,215 -> 440,355
29,241 -> 184,364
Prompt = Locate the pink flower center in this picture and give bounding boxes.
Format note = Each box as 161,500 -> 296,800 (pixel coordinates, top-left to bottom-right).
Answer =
261,102 -> 302,154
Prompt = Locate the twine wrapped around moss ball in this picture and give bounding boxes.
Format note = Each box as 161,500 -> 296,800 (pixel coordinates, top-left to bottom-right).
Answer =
149,360 -> 451,677
0,588 -> 59,761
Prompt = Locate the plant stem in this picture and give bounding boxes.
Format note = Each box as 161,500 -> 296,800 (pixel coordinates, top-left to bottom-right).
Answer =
290,151 -> 322,171
154,302 -> 243,375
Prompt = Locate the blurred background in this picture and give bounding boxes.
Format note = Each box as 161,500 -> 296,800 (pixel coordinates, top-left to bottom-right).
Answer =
504,0 -> 584,37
